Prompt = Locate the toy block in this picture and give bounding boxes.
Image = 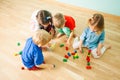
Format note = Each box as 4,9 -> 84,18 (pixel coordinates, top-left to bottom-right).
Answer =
86,56 -> 89,60
87,54 -> 91,57
19,51 -> 22,55
88,49 -> 91,54
75,55 -> 79,59
50,43 -> 56,50
74,50 -> 77,53
86,56 -> 90,62
63,58 -> 67,62
17,42 -> 21,46
64,55 -> 69,59
67,52 -> 71,56
87,62 -> 90,66
60,44 -> 64,47
74,53 -> 79,59
21,67 -> 25,70
73,56 -> 76,59
86,65 -> 92,69
71,52 -> 75,55
74,53 -> 78,56
65,46 -> 69,50
14,53 -> 19,56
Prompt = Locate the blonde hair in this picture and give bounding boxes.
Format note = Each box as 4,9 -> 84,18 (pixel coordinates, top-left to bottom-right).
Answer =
88,13 -> 104,32
53,13 -> 65,28
32,29 -> 52,46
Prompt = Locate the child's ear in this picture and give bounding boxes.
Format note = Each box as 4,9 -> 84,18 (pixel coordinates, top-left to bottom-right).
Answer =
65,20 -> 67,22
38,44 -> 42,47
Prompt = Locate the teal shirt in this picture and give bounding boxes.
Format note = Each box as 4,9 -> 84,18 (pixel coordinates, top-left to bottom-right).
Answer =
58,27 -> 71,37
80,27 -> 105,50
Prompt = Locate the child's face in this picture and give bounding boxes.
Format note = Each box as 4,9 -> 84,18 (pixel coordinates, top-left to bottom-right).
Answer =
53,18 -> 58,27
53,18 -> 64,28
37,18 -> 49,27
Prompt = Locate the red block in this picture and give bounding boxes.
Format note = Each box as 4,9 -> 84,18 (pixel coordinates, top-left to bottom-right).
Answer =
64,55 -> 69,59
86,56 -> 90,62
88,49 -> 91,54
65,46 -> 69,50
71,52 -> 75,55
86,65 -> 92,69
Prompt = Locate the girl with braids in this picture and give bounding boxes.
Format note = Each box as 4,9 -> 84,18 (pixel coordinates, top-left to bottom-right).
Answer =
31,10 -> 55,38
73,13 -> 111,58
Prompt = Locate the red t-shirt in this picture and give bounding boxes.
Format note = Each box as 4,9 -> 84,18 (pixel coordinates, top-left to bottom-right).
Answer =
64,15 -> 75,30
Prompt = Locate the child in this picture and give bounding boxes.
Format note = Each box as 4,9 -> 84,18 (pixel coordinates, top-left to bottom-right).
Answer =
73,13 -> 111,58
31,10 -> 56,38
53,13 -> 76,45
21,29 -> 55,70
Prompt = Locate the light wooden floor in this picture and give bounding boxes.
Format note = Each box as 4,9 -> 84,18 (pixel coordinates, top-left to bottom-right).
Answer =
0,0 -> 120,80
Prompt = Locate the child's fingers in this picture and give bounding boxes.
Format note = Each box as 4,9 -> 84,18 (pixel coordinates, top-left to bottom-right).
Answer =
79,48 -> 82,53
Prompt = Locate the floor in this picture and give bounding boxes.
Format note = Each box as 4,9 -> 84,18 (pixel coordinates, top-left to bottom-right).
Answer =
0,0 -> 120,80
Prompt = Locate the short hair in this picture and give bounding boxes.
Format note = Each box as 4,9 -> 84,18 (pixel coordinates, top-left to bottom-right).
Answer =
88,13 -> 104,31
36,10 -> 52,25
53,13 -> 65,28
32,29 -> 52,46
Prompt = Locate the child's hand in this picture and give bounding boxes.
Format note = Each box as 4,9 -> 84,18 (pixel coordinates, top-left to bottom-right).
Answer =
66,40 -> 71,46
79,45 -> 82,53
96,49 -> 101,56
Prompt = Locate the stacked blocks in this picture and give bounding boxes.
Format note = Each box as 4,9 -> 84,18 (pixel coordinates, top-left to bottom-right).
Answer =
86,50 -> 92,69
73,50 -> 79,59
63,53 -> 70,62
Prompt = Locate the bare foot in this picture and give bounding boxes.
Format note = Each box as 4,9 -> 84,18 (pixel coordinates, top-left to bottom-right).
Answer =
106,45 -> 111,50
48,64 -> 55,70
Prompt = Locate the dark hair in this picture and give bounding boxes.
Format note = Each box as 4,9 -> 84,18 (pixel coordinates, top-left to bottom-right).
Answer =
36,10 -> 52,25
88,13 -> 104,31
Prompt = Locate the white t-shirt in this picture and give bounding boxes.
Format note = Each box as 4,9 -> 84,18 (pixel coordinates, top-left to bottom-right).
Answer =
30,10 -> 40,32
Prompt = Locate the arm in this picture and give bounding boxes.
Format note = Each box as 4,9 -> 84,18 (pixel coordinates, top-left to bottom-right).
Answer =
57,28 -> 65,38
97,31 -> 105,56
79,28 -> 88,52
79,40 -> 83,53
66,30 -> 74,45
34,48 -> 44,66
97,43 -> 103,56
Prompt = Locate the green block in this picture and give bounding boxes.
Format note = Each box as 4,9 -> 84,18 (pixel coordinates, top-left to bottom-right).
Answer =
19,51 -> 22,55
76,55 -> 79,59
73,56 -> 76,59
88,52 -> 91,55
63,58 -> 67,62
17,42 -> 21,46
87,62 -> 90,65
60,44 -> 64,47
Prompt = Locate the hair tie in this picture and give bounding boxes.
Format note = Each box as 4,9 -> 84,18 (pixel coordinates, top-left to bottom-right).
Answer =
46,16 -> 51,20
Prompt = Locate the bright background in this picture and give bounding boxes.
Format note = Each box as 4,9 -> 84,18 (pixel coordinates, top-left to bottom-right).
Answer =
57,0 -> 120,16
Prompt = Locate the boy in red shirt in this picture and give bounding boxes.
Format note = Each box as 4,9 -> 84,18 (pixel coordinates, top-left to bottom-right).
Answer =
53,13 -> 76,45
